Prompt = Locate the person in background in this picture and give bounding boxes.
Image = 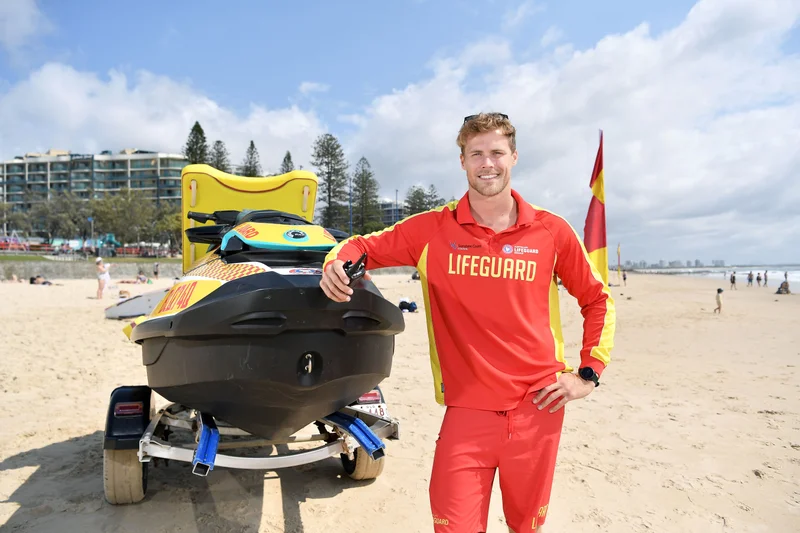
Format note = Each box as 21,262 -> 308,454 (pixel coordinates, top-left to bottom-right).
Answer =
96,257 -> 112,299
730,271 -> 737,290
764,270 -> 768,287
153,261 -> 160,280
622,271 -> 627,286
747,271 -> 754,287
756,272 -> 762,287
714,288 -> 723,314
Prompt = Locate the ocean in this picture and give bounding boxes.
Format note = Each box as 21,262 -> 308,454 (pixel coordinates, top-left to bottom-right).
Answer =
629,265 -> 800,285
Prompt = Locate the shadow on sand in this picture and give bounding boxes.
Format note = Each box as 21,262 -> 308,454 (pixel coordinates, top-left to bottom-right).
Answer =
0,431 -> 374,532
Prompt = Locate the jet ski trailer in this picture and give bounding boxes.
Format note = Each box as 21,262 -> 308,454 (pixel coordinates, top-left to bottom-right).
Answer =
102,384 -> 399,505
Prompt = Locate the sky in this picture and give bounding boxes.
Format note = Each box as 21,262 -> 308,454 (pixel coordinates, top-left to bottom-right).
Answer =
0,0 -> 798,265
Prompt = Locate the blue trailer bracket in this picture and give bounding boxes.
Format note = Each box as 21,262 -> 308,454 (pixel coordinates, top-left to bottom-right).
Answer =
192,412 -> 220,476
322,411 -> 386,460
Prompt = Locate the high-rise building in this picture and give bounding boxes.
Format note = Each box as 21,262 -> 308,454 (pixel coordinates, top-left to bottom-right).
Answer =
379,198 -> 406,227
1,148 -> 188,212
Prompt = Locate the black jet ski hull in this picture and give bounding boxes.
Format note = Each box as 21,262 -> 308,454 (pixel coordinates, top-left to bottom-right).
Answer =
131,272 -> 404,440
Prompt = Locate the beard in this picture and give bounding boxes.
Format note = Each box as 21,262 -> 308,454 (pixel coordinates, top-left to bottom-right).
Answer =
467,171 -> 510,198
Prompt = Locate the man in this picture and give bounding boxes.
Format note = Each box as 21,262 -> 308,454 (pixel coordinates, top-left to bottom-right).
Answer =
320,112 -> 615,532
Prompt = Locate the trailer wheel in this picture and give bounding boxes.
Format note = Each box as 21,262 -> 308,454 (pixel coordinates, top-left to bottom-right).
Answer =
341,448 -> 384,480
103,448 -> 147,505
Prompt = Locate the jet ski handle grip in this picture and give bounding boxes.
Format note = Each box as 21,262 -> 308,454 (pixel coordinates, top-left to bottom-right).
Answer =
187,211 -> 217,223
343,253 -> 367,283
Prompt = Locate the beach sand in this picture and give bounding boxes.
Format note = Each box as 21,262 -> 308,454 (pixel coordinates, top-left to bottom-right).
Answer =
0,273 -> 798,532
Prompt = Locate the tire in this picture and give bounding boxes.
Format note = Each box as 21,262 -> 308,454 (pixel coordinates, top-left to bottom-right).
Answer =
341,448 -> 384,480
103,448 -> 147,505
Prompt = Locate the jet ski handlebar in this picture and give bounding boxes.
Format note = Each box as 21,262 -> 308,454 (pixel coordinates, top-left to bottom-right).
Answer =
187,211 -> 218,224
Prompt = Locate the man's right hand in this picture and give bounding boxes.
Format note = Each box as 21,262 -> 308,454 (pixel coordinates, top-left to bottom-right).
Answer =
319,260 -> 372,302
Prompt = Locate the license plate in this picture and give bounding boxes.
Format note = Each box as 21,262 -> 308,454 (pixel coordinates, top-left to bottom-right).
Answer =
350,403 -> 389,419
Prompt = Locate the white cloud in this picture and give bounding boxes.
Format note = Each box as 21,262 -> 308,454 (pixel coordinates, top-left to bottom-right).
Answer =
342,0 -> 800,264
298,81 -> 330,95
0,0 -> 51,52
540,26 -> 563,48
504,1 -> 545,28
0,64 -> 327,174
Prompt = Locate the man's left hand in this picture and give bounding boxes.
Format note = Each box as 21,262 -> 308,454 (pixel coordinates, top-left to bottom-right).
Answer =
532,373 -> 596,413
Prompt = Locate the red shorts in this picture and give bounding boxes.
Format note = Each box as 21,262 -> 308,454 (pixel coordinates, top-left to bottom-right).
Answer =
429,392 -> 565,532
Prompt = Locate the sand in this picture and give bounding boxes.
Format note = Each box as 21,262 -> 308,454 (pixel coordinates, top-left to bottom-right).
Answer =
0,272 -> 798,532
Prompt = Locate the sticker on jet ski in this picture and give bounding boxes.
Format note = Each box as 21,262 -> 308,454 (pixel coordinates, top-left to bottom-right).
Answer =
185,259 -> 267,281
276,267 -> 324,275
149,279 -> 222,318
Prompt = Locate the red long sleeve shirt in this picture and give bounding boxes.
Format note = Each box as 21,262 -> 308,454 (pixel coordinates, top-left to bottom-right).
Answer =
323,189 -> 616,411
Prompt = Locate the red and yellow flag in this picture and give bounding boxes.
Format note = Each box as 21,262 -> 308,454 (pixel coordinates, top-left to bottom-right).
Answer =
583,130 -> 609,286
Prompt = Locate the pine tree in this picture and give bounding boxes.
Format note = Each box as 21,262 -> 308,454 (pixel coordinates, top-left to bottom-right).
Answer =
425,184 -> 445,209
350,157 -> 383,235
209,140 -> 232,173
310,133 -> 349,231
239,140 -> 262,177
182,121 -> 209,164
405,185 -> 429,215
279,151 -> 295,174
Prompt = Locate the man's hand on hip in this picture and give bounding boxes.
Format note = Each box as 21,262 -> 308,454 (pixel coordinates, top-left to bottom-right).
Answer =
319,259 -> 372,302
532,372 -> 596,413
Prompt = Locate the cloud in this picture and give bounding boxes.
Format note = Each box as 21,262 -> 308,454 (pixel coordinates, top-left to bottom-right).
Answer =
298,81 -> 330,95
540,26 -> 563,48
504,1 -> 545,28
342,0 -> 800,264
0,64 -> 327,174
0,0 -> 52,52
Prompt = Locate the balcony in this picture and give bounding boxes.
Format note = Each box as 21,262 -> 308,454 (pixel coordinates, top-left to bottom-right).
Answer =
131,170 -> 158,179
160,159 -> 187,169
131,159 -> 156,169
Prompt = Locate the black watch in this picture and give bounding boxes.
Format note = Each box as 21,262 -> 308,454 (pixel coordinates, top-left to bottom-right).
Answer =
578,367 -> 600,387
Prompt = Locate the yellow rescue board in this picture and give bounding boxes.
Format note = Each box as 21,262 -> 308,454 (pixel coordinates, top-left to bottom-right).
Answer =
180,164 -> 319,273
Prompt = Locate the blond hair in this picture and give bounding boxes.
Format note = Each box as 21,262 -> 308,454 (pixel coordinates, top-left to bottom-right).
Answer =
456,113 -> 516,154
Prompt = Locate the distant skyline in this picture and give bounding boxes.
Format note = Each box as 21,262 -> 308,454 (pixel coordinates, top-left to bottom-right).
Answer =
1,0 -> 798,264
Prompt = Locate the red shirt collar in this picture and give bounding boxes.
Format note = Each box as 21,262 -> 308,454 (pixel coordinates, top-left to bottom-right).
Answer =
455,188 -> 535,228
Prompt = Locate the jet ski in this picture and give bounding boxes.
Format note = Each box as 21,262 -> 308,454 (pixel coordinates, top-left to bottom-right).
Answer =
125,165 -> 405,441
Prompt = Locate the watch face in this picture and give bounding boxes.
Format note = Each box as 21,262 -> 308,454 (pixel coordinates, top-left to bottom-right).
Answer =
579,367 -> 594,380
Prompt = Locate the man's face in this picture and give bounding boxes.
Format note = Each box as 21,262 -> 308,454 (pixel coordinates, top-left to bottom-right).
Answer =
460,130 -> 518,198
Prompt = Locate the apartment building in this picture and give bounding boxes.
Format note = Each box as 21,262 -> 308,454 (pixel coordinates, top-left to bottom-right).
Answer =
379,198 -> 405,227
0,148 -> 188,211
